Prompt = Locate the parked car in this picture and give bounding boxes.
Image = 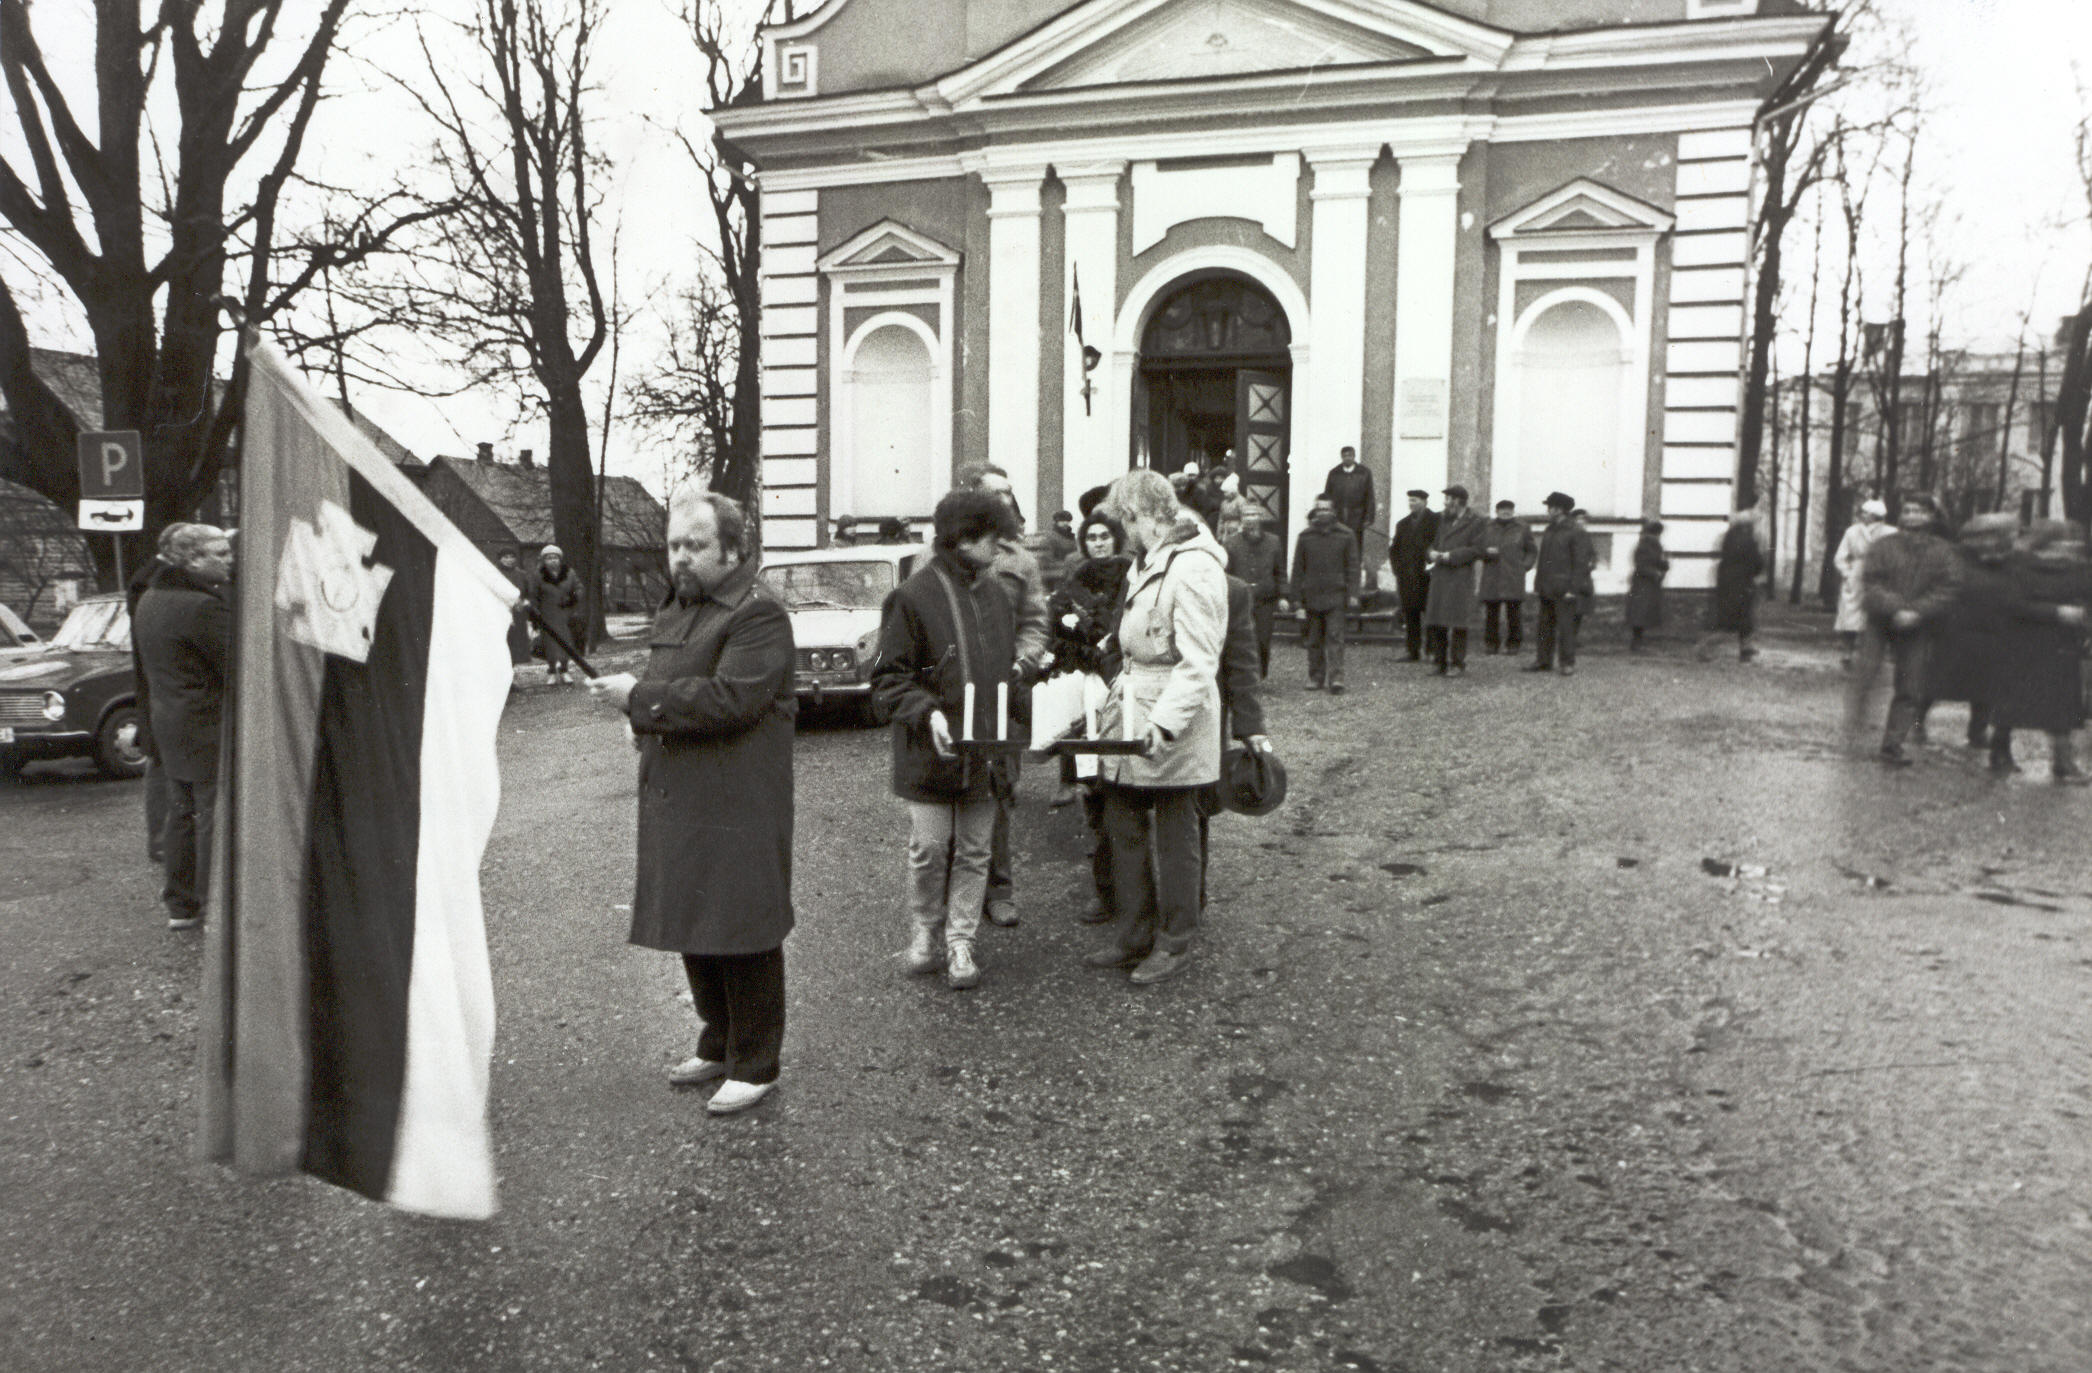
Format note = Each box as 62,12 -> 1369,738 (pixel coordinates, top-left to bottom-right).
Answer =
0,594 -> 147,779
759,543 -> 923,716
0,601 -> 40,654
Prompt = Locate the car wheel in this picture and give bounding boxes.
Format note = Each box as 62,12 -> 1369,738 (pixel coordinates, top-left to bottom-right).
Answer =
94,704 -> 149,779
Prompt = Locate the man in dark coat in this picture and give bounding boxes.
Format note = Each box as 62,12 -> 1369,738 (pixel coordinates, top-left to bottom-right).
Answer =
1477,499 -> 1537,654
1322,446 -> 1375,579
1224,512 -> 1286,677
1422,484 -> 1489,675
1289,497 -> 1357,693
1527,492 -> 1596,676
1858,496 -> 1961,766
871,489 -> 1018,991
1696,511 -> 1767,662
587,491 -> 797,1115
1993,521 -> 2092,782
126,529 -> 176,863
1387,490 -> 1438,661
133,523 -> 233,929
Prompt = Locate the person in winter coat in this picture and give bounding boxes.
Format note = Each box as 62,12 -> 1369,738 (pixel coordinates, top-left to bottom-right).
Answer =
1047,512 -> 1131,812
1290,497 -> 1358,692
1423,484 -> 1490,675
1695,511 -> 1766,662
1832,500 -> 1893,668
1625,520 -> 1669,651
585,492 -> 796,1115
1225,512 -> 1287,677
1322,446 -> 1376,579
134,523 -> 234,929
1526,492 -> 1595,676
1085,469 -> 1229,987
495,548 -> 535,666
126,530 -> 176,863
1993,521 -> 2092,783
1857,496 -> 1962,765
530,545 -> 585,684
1387,490 -> 1439,661
1477,499 -> 1537,654
1922,513 -> 2017,765
869,489 -> 1019,991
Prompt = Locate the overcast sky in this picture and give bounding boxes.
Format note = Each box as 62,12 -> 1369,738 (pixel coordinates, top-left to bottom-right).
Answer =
7,0 -> 2092,494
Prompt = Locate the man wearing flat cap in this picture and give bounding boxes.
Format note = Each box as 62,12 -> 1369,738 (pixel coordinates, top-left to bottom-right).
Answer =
1422,484 -> 1489,675
1528,491 -> 1596,676
1387,489 -> 1438,661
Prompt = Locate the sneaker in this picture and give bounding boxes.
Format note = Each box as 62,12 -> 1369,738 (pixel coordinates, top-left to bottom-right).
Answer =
706,1079 -> 774,1115
984,899 -> 1019,927
945,942 -> 981,990
1129,948 -> 1189,986
167,913 -> 202,931
667,1056 -> 727,1086
904,927 -> 942,974
1083,946 -> 1143,969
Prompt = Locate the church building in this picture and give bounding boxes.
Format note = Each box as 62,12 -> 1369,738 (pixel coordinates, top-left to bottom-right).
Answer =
713,0 -> 1832,590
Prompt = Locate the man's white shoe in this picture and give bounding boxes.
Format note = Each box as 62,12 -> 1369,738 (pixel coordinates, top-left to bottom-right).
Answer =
706,1079 -> 774,1115
904,927 -> 941,974
667,1055 -> 727,1086
945,941 -> 981,990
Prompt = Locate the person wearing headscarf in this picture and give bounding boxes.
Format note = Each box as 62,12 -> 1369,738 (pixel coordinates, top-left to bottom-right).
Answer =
1832,499 -> 1893,669
1049,511 -> 1133,908
530,544 -> 585,685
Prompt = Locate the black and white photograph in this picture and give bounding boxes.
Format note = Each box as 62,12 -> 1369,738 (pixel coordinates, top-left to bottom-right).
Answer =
5,0 -> 2092,1367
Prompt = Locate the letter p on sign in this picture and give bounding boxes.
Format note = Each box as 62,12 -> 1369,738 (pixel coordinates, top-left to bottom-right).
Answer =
77,430 -> 144,501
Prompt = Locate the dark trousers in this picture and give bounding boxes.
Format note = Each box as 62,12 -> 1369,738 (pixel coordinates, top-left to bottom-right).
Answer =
1251,600 -> 1276,678
161,777 -> 217,919
681,948 -> 786,1085
1483,600 -> 1524,652
1083,785 -> 1113,912
1881,630 -> 1935,751
1101,784 -> 1202,957
1426,625 -> 1468,670
1304,608 -> 1346,686
1534,597 -> 1578,668
986,758 -> 1016,907
144,758 -> 172,862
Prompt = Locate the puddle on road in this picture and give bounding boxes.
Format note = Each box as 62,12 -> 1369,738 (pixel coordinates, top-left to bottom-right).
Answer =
1266,1253 -> 1355,1302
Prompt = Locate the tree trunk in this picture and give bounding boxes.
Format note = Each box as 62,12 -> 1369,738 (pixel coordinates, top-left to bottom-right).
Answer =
543,379 -> 601,651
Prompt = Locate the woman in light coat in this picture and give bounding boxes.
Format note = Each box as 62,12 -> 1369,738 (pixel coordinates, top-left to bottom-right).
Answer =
1085,469 -> 1229,987
1832,500 -> 1892,668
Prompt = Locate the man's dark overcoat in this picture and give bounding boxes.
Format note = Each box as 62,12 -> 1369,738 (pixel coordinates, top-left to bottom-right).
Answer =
1928,550 -> 2014,706
132,562 -> 231,784
1706,524 -> 1765,633
1624,532 -> 1669,629
1477,517 -> 1537,603
1423,507 -> 1490,629
1996,554 -> 2091,733
626,557 -> 797,957
1388,507 -> 1439,611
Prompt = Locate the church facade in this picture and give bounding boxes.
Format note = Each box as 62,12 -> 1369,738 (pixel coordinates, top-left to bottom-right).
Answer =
713,0 -> 1831,590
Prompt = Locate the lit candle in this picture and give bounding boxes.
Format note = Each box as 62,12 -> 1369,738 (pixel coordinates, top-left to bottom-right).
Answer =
961,681 -> 974,741
996,681 -> 1009,742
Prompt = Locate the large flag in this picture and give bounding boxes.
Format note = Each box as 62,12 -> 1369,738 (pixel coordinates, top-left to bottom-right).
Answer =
198,339 -> 518,1219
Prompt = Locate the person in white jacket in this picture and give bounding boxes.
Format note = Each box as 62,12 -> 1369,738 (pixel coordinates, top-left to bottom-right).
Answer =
1832,499 -> 1893,669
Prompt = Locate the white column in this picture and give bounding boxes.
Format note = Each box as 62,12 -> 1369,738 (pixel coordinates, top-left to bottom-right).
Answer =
1391,153 -> 1464,497
1304,152 -> 1376,539
985,170 -> 1045,508
1061,163 -> 1125,511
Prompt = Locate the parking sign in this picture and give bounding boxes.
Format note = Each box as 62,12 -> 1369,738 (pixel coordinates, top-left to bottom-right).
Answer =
77,430 -> 144,501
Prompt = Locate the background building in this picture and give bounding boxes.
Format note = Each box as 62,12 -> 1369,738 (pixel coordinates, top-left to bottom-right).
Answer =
714,0 -> 1832,590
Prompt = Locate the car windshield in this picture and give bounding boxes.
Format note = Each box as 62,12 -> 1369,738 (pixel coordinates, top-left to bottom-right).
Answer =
763,561 -> 896,611
49,600 -> 130,652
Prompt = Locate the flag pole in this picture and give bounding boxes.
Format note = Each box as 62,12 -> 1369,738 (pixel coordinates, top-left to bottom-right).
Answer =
525,605 -> 600,678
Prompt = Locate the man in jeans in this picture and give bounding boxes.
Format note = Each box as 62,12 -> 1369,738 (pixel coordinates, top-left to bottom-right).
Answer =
871,489 -> 1018,990
1289,497 -> 1357,694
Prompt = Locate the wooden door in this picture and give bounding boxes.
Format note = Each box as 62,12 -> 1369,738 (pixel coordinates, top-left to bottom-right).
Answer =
1234,369 -> 1289,542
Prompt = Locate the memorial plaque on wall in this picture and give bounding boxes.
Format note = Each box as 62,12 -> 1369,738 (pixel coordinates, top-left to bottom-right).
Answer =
1398,378 -> 1448,439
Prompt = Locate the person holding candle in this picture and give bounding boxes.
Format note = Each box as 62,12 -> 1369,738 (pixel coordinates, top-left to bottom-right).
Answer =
870,488 -> 1020,990
1086,468 -> 1230,986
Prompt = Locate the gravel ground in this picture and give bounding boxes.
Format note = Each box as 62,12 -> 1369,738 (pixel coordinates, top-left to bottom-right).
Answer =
4,624 -> 2090,1372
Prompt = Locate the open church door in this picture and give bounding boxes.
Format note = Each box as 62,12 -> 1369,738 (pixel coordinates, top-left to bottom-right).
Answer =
1235,369 -> 1289,545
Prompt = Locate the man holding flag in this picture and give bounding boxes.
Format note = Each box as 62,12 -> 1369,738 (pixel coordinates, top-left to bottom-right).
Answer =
200,339 -> 518,1220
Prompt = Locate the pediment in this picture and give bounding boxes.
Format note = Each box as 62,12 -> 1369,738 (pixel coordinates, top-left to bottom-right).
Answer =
1488,179 -> 1675,239
817,220 -> 961,273
937,0 -> 1511,103
1024,0 -> 1431,91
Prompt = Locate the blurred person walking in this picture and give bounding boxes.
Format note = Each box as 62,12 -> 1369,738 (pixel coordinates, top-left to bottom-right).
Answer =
1924,513 -> 2018,768
1993,520 -> 2092,784
1625,520 -> 1669,652
1696,511 -> 1765,662
1832,500 -> 1893,669
1856,496 -> 1961,767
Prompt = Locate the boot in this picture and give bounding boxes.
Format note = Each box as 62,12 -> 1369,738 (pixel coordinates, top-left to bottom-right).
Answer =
2052,735 -> 2090,785
904,926 -> 941,974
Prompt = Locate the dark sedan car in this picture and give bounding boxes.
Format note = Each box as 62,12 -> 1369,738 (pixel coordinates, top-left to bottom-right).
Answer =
0,595 -> 148,779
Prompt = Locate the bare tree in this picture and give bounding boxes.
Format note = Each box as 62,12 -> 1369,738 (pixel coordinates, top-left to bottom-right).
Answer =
0,0 -> 436,584
0,479 -> 89,623
1790,201 -> 1823,604
627,274 -> 737,493
2053,86 -> 2092,527
1816,123 -> 1881,604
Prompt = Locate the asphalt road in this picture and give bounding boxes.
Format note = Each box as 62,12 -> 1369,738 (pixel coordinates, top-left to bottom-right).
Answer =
5,629 -> 2092,1372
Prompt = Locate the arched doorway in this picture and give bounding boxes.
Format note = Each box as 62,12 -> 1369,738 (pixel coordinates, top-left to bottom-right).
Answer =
1133,273 -> 1292,535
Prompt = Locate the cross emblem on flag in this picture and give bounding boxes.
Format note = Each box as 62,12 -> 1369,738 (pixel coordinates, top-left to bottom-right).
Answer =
275,498 -> 395,663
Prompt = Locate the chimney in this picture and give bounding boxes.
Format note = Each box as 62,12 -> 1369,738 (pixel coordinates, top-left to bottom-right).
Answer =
518,448 -> 535,468
475,441 -> 494,462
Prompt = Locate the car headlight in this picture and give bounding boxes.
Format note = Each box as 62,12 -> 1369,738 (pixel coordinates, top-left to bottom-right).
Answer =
41,690 -> 66,721
807,650 -> 827,672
